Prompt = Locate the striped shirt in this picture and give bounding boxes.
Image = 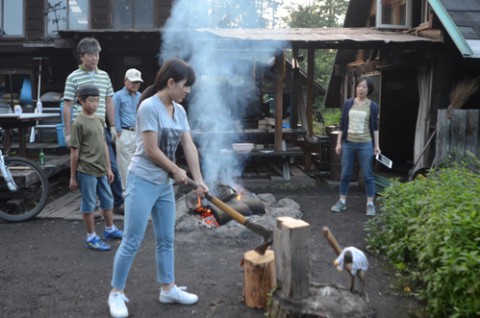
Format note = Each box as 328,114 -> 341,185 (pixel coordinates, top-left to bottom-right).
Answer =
63,65 -> 114,123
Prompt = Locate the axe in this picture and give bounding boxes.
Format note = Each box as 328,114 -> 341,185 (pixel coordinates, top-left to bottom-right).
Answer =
186,177 -> 272,255
322,226 -> 367,293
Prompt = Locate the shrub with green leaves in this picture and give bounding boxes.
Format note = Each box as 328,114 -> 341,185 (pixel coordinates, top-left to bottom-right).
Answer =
365,165 -> 480,317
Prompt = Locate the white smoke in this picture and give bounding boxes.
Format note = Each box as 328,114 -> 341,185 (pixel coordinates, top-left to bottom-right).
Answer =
160,0 -> 286,190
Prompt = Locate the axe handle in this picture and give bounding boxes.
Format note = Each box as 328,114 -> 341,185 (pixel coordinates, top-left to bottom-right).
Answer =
207,194 -> 247,224
186,178 -> 246,224
186,177 -> 272,255
322,226 -> 343,255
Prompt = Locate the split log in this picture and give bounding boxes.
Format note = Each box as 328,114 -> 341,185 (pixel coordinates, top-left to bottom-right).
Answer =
242,249 -> 276,308
273,216 -> 310,299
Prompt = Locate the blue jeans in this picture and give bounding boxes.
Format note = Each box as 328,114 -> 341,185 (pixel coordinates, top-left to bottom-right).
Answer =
111,172 -> 176,290
104,128 -> 124,207
340,141 -> 375,198
77,171 -> 113,213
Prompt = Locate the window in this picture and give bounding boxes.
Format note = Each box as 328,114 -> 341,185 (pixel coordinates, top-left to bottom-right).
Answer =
376,0 -> 412,30
420,0 -> 431,25
0,0 -> 24,38
112,0 -> 154,29
46,0 -> 89,36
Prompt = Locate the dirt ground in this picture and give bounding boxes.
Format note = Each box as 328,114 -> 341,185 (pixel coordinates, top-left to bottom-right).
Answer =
0,178 -> 424,318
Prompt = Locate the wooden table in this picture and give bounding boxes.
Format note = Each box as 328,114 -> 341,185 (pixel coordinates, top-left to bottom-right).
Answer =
0,113 -> 60,157
191,129 -> 307,181
237,147 -> 305,181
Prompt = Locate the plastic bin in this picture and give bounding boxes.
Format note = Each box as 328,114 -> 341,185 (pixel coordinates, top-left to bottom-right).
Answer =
56,123 -> 66,147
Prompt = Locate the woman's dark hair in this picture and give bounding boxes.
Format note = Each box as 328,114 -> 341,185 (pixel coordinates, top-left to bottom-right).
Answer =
357,76 -> 374,96
139,58 -> 196,106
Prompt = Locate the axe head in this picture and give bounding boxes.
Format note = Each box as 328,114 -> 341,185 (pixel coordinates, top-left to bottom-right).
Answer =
253,235 -> 273,255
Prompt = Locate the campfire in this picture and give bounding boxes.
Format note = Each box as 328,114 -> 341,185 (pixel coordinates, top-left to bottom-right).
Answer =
192,197 -> 219,227
186,183 -> 267,227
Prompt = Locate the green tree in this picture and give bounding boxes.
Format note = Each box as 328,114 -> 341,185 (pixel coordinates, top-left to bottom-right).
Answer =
209,0 -> 284,27
284,0 -> 348,108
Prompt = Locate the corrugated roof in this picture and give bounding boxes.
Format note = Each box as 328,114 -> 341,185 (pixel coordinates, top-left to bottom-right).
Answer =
195,27 -> 442,49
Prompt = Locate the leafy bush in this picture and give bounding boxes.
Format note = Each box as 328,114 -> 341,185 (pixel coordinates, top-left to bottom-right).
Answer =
365,165 -> 480,317
313,108 -> 341,135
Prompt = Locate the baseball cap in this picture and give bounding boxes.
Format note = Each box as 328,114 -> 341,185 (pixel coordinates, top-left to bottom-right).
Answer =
125,68 -> 143,82
77,84 -> 100,98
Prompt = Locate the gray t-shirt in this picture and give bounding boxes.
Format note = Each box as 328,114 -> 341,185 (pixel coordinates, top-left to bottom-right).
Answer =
129,95 -> 190,184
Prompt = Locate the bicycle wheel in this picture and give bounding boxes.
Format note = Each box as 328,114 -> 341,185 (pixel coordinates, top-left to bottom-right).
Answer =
0,156 -> 49,222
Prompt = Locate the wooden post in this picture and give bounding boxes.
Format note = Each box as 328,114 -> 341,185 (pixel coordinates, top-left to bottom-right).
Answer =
242,249 -> 276,308
273,216 -> 310,300
306,48 -> 315,137
274,52 -> 284,152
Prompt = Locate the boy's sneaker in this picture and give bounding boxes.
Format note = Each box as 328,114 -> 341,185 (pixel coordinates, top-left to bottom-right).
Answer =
331,200 -> 347,213
104,228 -> 123,240
108,292 -> 129,318
85,236 -> 111,251
366,204 -> 376,216
159,285 -> 198,305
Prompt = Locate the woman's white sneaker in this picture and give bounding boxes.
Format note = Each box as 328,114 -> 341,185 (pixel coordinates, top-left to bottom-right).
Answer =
108,292 -> 129,318
159,285 -> 198,305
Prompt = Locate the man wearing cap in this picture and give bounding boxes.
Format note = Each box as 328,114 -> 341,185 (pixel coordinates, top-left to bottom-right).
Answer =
63,37 -> 124,214
112,68 -> 143,193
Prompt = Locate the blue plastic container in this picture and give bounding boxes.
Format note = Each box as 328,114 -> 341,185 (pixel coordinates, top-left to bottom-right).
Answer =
56,123 -> 66,147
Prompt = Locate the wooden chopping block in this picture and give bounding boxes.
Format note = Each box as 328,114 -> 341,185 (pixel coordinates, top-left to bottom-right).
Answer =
241,249 -> 276,308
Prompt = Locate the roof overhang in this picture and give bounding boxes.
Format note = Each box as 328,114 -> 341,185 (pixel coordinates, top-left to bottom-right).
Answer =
55,27 -> 443,51
194,27 -> 443,50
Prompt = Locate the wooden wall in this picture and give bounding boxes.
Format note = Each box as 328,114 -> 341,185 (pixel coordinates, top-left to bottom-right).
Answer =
25,0 -> 44,40
91,0 -> 110,29
436,109 -> 480,164
20,0 -> 173,41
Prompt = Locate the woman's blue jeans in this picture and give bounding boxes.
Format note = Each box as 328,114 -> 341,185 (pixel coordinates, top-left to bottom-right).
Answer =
111,172 -> 176,290
340,141 -> 375,198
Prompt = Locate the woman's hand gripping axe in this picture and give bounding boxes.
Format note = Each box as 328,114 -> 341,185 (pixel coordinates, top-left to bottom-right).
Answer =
186,178 -> 272,255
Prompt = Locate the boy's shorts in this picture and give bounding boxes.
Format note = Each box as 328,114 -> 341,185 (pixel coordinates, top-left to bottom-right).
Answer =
77,171 -> 114,213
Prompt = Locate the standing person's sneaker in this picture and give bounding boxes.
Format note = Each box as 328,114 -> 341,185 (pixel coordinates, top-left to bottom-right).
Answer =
104,227 -> 123,240
331,200 -> 347,213
366,203 -> 376,216
85,236 -> 111,251
159,285 -> 198,305
108,292 -> 129,318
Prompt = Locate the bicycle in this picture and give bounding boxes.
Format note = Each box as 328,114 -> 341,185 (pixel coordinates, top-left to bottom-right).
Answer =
0,149 -> 49,222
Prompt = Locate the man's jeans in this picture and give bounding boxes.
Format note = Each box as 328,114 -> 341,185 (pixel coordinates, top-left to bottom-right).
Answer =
104,128 -> 124,207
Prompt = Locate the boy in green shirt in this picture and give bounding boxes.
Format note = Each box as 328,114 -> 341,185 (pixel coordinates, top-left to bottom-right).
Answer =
69,85 -> 123,251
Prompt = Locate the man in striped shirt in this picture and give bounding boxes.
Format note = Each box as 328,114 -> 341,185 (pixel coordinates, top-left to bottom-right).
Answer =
63,37 -> 124,214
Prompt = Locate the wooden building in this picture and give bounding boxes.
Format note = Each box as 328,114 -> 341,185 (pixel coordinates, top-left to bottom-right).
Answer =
324,0 -> 480,174
0,0 -> 173,112
2,0 -> 477,180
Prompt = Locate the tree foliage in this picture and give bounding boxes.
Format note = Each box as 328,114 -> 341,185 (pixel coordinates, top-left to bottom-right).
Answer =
284,0 -> 349,108
208,0 -> 284,28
